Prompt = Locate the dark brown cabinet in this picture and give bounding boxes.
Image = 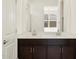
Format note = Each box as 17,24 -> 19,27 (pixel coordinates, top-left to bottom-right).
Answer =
18,39 -> 76,59
18,46 -> 46,59
48,46 -> 61,59
18,46 -> 32,59
62,47 -> 76,59
33,46 -> 46,59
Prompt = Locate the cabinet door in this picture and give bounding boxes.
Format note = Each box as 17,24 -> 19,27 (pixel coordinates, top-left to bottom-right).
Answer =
3,42 -> 17,59
3,33 -> 17,59
3,0 -> 17,59
62,47 -> 76,59
48,46 -> 61,59
33,46 -> 46,59
18,47 -> 32,59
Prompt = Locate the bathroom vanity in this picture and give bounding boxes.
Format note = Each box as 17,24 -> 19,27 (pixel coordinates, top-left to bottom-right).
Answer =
18,39 -> 76,59
2,0 -> 76,59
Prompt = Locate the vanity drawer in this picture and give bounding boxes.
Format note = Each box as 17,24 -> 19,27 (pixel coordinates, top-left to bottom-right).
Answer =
18,39 -> 48,46
18,39 -> 76,46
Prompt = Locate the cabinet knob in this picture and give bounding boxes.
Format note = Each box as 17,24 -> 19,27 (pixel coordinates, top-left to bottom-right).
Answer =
3,40 -> 7,45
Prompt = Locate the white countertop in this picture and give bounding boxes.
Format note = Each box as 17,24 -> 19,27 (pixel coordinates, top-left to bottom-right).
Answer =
17,32 -> 76,39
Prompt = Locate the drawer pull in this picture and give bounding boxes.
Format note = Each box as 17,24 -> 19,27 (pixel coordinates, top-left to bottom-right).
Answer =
30,48 -> 32,53
33,48 -> 34,53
